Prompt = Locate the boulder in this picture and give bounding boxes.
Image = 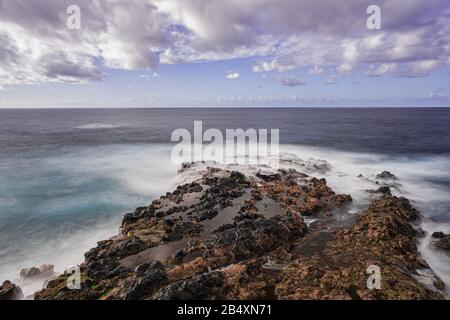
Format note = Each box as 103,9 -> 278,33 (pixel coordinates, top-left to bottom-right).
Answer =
152,271 -> 226,300
121,261 -> 167,300
367,186 -> 392,195
431,231 -> 450,253
20,264 -> 55,281
0,281 -> 23,300
256,170 -> 282,182
376,171 -> 398,180
110,237 -> 146,258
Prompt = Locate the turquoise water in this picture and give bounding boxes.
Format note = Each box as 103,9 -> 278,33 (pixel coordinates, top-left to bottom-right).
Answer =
0,107 -> 449,295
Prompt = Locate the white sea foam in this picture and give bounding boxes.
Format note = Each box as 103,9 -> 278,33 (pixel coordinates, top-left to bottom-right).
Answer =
281,145 -> 450,297
0,143 -> 179,297
178,143 -> 450,297
1,142 -> 449,298
74,123 -> 121,129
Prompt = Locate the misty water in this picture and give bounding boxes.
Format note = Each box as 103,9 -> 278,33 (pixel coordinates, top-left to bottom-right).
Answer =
0,108 -> 449,297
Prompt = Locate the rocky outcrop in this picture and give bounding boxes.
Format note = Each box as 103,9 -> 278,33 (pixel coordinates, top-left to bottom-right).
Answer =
274,195 -> 442,299
431,232 -> 450,254
20,264 -> 55,281
0,281 -> 23,300
376,171 -> 398,180
34,165 -> 444,300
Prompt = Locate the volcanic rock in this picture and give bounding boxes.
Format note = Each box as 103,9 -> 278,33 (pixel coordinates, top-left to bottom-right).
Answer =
34,166 -> 443,300
376,171 -> 398,180
0,281 -> 23,300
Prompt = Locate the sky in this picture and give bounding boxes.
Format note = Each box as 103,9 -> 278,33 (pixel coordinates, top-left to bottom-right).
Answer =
0,0 -> 449,107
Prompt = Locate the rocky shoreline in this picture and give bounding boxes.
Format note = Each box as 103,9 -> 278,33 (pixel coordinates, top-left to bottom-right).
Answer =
2,163 -> 447,300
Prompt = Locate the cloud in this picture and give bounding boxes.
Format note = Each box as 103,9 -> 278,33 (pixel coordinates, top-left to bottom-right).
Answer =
252,59 -> 297,73
272,75 -> 306,87
0,0 -> 170,85
325,76 -> 338,85
225,71 -> 240,80
138,72 -> 159,79
0,0 -> 449,85
366,63 -> 398,77
395,59 -> 444,78
308,65 -> 324,75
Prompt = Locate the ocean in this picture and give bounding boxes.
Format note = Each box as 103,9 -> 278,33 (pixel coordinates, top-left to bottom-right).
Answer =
0,107 -> 449,296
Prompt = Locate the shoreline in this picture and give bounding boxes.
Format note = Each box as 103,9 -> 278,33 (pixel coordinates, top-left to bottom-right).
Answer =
18,162 -> 446,300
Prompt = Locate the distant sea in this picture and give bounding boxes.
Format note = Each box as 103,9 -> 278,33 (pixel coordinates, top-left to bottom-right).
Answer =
0,107 -> 449,296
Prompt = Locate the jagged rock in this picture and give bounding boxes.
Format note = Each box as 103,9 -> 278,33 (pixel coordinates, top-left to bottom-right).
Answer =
272,194 -> 441,300
163,221 -> 203,242
0,281 -> 23,300
34,166 -> 443,300
110,237 -> 147,258
152,271 -> 226,300
20,267 -> 40,279
329,194 -> 353,206
121,261 -> 167,300
367,186 -> 392,195
375,186 -> 391,195
20,264 -> 55,281
82,238 -> 142,280
173,182 -> 203,195
256,170 -> 281,182
376,171 -> 398,180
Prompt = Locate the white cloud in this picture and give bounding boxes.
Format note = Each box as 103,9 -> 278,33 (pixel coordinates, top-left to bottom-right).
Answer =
366,63 -> 397,77
308,65 -> 324,75
0,0 -> 449,85
225,71 -> 240,80
325,76 -> 338,85
252,59 -> 297,73
397,60 -> 443,78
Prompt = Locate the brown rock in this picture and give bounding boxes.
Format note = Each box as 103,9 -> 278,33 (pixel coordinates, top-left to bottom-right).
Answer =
34,166 -> 442,300
0,281 -> 24,300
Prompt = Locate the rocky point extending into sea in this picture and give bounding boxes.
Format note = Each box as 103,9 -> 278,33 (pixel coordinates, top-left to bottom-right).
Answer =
1,160 -> 448,300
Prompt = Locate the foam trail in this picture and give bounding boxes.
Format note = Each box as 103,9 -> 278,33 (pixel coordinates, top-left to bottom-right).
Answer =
0,143 -> 179,297
1,142 -> 449,298
181,143 -> 450,297
280,144 -> 450,297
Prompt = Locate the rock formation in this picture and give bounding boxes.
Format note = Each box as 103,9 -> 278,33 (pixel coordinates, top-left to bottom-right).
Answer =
430,232 -> 450,254
33,165 -> 444,300
0,281 -> 23,300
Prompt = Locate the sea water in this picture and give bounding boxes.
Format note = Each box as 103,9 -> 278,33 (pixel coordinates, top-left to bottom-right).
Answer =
0,107 -> 449,297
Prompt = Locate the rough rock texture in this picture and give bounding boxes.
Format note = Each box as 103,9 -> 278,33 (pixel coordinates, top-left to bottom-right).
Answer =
20,264 -> 55,281
0,281 -> 24,300
376,171 -> 398,180
431,232 -> 450,254
34,166 -> 444,300
274,195 -> 442,299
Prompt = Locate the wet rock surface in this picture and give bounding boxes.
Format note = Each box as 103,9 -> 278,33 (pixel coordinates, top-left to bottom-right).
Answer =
0,281 -> 24,300
35,165 -> 444,300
